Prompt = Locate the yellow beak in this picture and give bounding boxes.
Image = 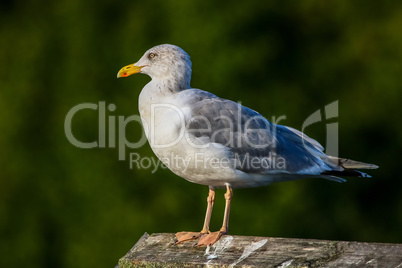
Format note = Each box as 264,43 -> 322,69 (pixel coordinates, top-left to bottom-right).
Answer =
117,63 -> 144,78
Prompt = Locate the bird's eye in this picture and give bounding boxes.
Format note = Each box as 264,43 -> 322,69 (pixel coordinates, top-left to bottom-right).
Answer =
148,53 -> 156,59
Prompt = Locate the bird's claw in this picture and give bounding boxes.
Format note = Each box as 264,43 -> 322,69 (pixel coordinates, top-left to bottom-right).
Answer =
194,231 -> 226,247
174,231 -> 202,245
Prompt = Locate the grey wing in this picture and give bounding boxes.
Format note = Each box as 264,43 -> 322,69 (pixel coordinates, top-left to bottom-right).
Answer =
180,89 -> 332,175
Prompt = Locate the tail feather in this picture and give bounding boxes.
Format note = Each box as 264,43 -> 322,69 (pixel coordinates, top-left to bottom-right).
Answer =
327,156 -> 379,170
322,156 -> 378,178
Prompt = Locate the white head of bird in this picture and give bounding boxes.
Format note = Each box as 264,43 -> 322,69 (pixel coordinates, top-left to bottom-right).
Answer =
117,44 -> 192,92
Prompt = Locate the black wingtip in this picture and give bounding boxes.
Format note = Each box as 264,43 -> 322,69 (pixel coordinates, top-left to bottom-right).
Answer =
322,169 -> 373,178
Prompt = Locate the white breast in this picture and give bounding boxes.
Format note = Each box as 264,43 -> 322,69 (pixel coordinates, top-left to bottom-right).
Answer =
138,84 -> 239,186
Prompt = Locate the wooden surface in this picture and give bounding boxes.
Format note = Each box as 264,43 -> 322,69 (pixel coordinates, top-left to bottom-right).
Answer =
117,233 -> 402,268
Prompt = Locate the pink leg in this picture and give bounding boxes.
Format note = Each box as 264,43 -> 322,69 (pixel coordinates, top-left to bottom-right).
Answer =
175,187 -> 215,244
196,184 -> 233,246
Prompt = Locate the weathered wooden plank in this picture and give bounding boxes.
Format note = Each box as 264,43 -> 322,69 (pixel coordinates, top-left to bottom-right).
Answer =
117,233 -> 402,268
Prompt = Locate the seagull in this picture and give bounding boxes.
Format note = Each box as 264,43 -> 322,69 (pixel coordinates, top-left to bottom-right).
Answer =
117,44 -> 378,246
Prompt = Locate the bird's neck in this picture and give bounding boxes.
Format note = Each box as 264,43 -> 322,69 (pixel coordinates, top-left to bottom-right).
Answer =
150,77 -> 191,94
138,79 -> 188,118
152,64 -> 192,93
156,72 -> 191,93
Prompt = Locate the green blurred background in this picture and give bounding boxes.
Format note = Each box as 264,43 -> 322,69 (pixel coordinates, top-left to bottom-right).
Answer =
1,0 -> 401,267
